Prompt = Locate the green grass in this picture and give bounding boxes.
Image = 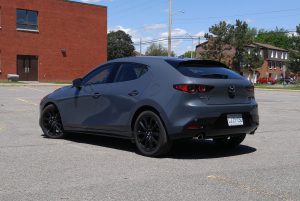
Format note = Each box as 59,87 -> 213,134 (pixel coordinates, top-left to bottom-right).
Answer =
255,83 -> 300,90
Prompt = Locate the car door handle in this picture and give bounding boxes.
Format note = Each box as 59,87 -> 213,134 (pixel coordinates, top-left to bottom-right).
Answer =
128,90 -> 139,96
93,92 -> 102,98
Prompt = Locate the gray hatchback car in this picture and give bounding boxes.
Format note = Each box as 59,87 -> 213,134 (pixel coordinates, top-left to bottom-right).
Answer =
40,57 -> 259,157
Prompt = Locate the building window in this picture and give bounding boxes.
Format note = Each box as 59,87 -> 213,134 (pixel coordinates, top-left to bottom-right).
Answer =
278,62 -> 282,70
281,52 -> 284,59
275,51 -> 278,58
285,53 -> 288,60
16,9 -> 38,31
260,50 -> 263,56
271,51 -> 274,58
268,61 -> 273,69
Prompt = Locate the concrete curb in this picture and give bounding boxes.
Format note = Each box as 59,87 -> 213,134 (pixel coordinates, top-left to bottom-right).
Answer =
255,88 -> 300,92
0,83 -> 70,87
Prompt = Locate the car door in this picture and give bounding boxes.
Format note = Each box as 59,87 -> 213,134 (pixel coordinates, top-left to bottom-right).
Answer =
59,63 -> 119,131
102,62 -> 152,135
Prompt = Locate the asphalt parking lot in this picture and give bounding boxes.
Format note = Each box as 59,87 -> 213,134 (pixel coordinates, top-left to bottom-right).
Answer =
0,85 -> 299,201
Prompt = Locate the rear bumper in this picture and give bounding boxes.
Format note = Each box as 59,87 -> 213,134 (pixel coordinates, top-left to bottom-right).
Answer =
166,103 -> 259,140
170,120 -> 258,140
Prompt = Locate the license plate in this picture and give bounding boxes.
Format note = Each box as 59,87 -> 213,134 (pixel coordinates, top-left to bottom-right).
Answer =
227,114 -> 244,126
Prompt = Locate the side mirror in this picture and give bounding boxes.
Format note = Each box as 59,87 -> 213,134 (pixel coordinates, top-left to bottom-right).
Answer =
72,78 -> 82,88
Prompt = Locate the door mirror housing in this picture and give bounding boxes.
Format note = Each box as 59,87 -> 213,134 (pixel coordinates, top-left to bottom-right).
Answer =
72,78 -> 82,88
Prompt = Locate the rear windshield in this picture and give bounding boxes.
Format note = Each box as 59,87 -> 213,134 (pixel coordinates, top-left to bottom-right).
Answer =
166,60 -> 243,79
177,66 -> 243,79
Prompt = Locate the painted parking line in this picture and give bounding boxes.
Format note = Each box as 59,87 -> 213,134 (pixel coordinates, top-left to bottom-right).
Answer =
7,88 -> 18,91
22,86 -> 46,92
207,175 -> 295,201
16,98 -> 38,106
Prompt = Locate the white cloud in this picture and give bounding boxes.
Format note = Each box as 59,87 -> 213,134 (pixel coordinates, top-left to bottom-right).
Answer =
109,25 -> 137,36
195,31 -> 205,37
144,24 -> 167,31
108,25 -> 203,56
160,28 -> 187,38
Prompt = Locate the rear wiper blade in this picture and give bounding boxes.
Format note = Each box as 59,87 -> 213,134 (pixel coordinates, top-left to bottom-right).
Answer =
200,74 -> 228,79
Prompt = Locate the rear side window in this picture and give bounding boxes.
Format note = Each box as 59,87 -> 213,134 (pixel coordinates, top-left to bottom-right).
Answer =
115,63 -> 148,82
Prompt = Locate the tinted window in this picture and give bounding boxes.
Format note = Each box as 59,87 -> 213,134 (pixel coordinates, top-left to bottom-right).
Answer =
177,66 -> 243,79
166,60 -> 242,79
83,64 -> 118,85
16,9 -> 38,30
115,63 -> 148,82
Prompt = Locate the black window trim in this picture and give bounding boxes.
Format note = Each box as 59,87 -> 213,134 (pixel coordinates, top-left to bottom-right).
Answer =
16,9 -> 39,31
165,59 -> 229,69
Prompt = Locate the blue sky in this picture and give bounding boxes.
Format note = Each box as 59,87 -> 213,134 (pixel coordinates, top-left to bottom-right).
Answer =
74,0 -> 300,55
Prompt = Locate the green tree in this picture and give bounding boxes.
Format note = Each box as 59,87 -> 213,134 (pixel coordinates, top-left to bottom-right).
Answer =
182,51 -> 196,58
242,47 -> 264,79
145,43 -> 175,56
107,30 -> 135,60
287,24 -> 300,73
288,50 -> 300,73
232,20 -> 256,72
255,28 -> 293,49
200,21 -> 234,64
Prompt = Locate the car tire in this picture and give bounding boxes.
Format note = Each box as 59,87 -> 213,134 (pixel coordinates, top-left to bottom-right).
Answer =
133,111 -> 172,157
41,104 -> 66,139
213,134 -> 246,148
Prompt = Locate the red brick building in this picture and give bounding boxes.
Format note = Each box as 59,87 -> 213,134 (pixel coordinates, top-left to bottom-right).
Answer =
0,0 -> 107,81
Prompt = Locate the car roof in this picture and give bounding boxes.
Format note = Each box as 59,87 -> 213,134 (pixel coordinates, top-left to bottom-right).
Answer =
108,56 -> 228,68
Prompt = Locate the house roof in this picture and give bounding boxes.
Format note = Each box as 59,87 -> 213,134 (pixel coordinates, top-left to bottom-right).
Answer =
252,42 -> 288,51
196,40 -> 288,52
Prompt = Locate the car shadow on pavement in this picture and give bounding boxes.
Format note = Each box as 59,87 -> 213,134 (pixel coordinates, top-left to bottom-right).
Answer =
168,139 -> 256,159
56,133 -> 256,159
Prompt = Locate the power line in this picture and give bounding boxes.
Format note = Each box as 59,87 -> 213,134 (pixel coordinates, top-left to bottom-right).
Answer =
134,36 -> 203,46
174,8 -> 300,22
134,29 -> 297,46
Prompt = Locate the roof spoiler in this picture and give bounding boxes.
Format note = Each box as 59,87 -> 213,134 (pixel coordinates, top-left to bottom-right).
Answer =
166,59 -> 229,69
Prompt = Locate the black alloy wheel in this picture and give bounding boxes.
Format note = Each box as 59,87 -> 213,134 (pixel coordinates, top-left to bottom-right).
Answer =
134,111 -> 172,157
213,134 -> 246,148
41,104 -> 65,139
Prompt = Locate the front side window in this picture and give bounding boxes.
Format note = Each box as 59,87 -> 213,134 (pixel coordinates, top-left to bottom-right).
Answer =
83,64 -> 118,85
16,9 -> 38,30
115,63 -> 148,82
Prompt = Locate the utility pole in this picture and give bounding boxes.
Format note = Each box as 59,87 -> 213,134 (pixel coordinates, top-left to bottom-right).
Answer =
139,38 -> 142,56
186,33 -> 194,58
191,38 -> 194,58
168,0 -> 172,57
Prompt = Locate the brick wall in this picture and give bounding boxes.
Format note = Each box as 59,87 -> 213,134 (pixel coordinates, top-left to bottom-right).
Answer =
0,0 -> 107,81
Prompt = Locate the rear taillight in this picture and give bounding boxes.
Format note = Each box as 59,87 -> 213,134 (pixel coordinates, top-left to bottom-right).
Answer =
173,84 -> 214,94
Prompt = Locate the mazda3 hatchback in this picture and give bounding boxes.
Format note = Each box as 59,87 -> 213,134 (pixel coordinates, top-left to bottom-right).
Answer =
40,57 -> 259,157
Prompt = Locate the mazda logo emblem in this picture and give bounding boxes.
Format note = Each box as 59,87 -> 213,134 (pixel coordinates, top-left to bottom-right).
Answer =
228,85 -> 236,98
